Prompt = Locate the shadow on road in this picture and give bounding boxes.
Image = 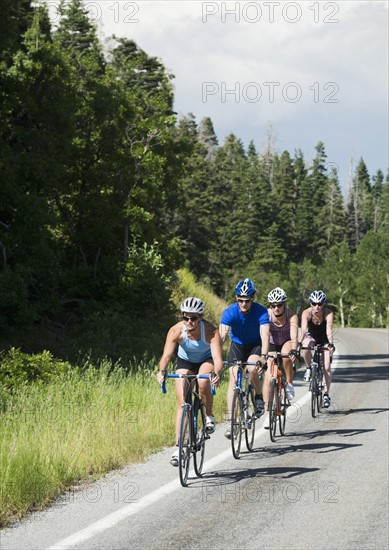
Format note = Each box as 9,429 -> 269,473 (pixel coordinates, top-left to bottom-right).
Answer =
289,427 -> 375,437
336,354 -> 388,362
193,464 -> 320,486
328,407 -> 389,415
316,364 -> 387,384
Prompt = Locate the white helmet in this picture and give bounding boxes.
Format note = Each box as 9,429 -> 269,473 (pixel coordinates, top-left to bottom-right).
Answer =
180,297 -> 205,314
267,287 -> 287,303
309,290 -> 326,304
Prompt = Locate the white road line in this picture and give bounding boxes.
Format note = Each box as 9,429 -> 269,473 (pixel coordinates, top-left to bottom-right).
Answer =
48,360 -> 338,550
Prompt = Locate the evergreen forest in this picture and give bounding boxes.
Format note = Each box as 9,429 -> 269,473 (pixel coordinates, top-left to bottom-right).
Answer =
1,0 -> 388,363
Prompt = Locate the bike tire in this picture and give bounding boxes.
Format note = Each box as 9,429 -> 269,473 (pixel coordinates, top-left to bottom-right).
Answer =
317,363 -> 323,412
231,389 -> 243,459
178,405 -> 191,487
279,382 -> 287,436
245,385 -> 256,451
310,363 -> 318,418
193,400 -> 206,477
269,380 -> 277,442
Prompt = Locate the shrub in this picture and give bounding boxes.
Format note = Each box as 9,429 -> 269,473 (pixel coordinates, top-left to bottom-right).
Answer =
0,348 -> 71,404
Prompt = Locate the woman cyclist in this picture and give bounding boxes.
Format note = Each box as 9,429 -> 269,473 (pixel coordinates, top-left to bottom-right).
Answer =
262,287 -> 298,428
300,290 -> 335,408
157,297 -> 223,466
219,278 -> 269,438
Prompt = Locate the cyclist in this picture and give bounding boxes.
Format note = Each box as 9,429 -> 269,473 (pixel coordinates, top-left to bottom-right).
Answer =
157,297 -> 223,466
219,278 -> 269,438
300,290 -> 335,408
262,287 -> 298,428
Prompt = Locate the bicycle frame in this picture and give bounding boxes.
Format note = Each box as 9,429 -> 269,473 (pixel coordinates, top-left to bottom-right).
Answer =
161,372 -> 213,486
266,353 -> 290,441
223,360 -> 260,459
300,344 -> 327,417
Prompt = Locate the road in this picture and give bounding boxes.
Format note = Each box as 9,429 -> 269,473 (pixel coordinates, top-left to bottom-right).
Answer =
1,328 -> 388,550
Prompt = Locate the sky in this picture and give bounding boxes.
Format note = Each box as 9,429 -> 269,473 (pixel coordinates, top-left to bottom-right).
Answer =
50,1 -> 388,194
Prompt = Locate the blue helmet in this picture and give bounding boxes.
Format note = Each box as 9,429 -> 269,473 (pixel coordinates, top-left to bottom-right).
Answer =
235,278 -> 256,297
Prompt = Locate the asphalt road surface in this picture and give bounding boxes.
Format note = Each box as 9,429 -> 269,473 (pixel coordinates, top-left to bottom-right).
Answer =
1,327 -> 388,550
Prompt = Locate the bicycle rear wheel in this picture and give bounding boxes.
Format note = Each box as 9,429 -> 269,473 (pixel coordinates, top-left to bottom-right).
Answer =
231,389 -> 243,459
178,405 -> 191,487
279,382 -> 287,436
193,400 -> 206,477
269,380 -> 277,442
310,364 -> 318,418
245,385 -> 256,451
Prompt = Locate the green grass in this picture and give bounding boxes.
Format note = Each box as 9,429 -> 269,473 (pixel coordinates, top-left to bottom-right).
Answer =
0,360 -> 228,527
0,270 -> 230,527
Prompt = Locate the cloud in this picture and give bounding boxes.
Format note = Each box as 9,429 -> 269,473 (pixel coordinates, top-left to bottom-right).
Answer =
75,0 -> 388,185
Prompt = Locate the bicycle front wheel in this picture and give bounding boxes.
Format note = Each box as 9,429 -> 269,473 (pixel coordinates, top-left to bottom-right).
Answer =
193,400 -> 206,477
279,382 -> 287,436
317,365 -> 323,412
231,389 -> 243,459
269,380 -> 278,442
178,405 -> 191,487
310,364 -> 318,418
245,385 -> 256,451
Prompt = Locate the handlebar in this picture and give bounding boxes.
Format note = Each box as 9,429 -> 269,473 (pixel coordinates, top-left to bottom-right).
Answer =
266,352 -> 295,359
300,343 -> 334,351
223,360 -> 262,366
161,373 -> 216,395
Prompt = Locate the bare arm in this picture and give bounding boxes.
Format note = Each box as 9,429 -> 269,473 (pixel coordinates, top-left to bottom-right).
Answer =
300,309 -> 309,340
260,323 -> 270,357
289,312 -> 299,347
209,329 -> 223,383
218,323 -> 230,343
158,324 -> 180,373
325,310 -> 334,344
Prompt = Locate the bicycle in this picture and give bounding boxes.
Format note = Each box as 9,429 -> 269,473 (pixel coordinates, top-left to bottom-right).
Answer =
223,360 -> 263,459
161,372 -> 215,487
266,352 -> 292,442
300,343 -> 328,418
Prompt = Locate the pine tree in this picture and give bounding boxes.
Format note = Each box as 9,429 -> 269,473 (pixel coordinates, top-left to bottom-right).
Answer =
171,114 -> 215,279
0,0 -> 34,67
377,171 -> 389,229
208,134 -> 248,287
271,150 -> 298,259
308,141 -> 331,257
372,169 -> 384,231
55,0 -> 104,70
347,158 -> 373,249
322,167 -> 346,250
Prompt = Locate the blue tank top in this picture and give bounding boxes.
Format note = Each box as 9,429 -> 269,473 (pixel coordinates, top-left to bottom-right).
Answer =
178,320 -> 212,363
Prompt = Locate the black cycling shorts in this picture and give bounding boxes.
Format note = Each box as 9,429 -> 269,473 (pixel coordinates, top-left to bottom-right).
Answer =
269,343 -> 283,352
176,356 -> 213,374
228,342 -> 261,363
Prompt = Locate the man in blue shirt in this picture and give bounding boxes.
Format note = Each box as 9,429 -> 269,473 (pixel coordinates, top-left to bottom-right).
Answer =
219,278 -> 269,438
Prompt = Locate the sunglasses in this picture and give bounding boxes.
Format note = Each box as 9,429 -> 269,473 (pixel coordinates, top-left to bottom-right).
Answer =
270,303 -> 284,308
310,302 -> 324,307
182,315 -> 200,322
237,298 -> 252,304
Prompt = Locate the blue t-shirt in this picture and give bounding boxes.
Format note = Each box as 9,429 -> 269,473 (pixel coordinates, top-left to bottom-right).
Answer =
221,302 -> 269,346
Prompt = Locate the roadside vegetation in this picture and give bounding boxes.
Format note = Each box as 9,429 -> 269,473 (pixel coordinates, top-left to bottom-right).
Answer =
0,273 -> 229,528
0,356 -> 229,527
